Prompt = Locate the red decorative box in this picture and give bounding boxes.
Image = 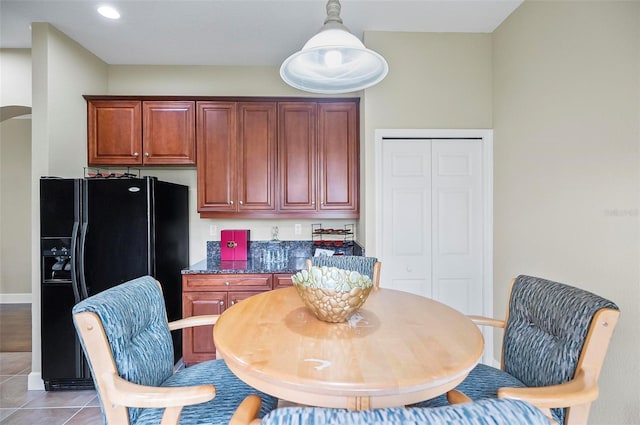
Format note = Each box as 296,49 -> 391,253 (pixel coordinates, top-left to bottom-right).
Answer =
221,229 -> 250,261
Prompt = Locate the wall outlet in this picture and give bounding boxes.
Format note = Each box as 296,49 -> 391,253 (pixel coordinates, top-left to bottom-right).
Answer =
209,224 -> 218,236
294,224 -> 302,235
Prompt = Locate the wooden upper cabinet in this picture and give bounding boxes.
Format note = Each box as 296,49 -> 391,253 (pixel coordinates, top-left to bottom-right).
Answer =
197,102 -> 237,213
278,101 -> 359,217
142,101 -> 195,165
318,102 -> 359,213
197,101 -> 277,217
278,102 -> 317,212
237,102 -> 277,212
87,100 -> 142,165
86,99 -> 195,166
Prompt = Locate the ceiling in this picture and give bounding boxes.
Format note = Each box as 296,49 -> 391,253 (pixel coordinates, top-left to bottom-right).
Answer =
0,0 -> 522,66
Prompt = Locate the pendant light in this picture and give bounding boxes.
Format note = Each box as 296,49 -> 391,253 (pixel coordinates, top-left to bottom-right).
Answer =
280,0 -> 389,94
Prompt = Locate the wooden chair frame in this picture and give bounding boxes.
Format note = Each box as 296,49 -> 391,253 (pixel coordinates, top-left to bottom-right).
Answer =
73,281 -> 261,425
467,278 -> 619,425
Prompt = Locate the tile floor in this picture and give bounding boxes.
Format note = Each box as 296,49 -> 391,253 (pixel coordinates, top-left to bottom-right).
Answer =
0,352 -> 101,424
0,352 -> 295,424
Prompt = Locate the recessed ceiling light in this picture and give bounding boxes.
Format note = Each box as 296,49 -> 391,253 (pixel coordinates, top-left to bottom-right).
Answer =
97,6 -> 120,20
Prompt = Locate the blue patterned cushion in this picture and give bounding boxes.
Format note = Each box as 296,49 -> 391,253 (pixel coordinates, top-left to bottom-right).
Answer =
261,398 -> 550,425
311,256 -> 378,279
504,275 -> 618,386
412,364 -> 560,424
503,275 -> 618,423
134,359 -> 278,425
73,275 -> 174,424
412,364 -> 527,406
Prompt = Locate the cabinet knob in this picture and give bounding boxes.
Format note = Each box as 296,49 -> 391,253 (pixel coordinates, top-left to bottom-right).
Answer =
231,300 -> 236,305
321,200 -> 325,205
311,201 -> 315,205
144,152 -> 150,157
133,152 -> 139,157
229,200 -> 234,205
219,300 -> 224,306
239,200 -> 243,205
225,281 -> 230,286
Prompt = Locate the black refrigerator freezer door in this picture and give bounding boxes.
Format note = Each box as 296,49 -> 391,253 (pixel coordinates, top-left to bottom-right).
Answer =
40,179 -> 76,237
40,178 -> 92,389
81,179 -> 151,296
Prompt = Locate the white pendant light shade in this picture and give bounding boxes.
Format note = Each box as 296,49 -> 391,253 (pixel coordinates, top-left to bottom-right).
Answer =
280,0 -> 388,94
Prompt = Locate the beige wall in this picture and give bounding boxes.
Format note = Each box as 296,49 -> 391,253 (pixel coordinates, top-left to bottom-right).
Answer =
0,49 -> 32,298
0,119 -> 31,297
0,49 -> 31,106
492,2 -> 639,423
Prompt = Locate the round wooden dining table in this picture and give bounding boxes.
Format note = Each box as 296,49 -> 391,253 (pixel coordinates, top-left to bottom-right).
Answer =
214,287 -> 484,410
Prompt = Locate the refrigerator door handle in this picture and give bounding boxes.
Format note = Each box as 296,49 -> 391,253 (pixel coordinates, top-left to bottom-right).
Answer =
78,222 -> 89,299
70,221 -> 81,303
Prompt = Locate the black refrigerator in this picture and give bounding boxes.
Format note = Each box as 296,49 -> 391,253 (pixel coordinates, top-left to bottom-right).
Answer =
40,176 -> 189,390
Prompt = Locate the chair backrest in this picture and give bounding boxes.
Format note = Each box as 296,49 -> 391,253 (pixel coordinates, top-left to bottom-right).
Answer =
502,275 -> 619,424
306,256 -> 381,289
72,275 -> 174,425
259,398 -> 551,425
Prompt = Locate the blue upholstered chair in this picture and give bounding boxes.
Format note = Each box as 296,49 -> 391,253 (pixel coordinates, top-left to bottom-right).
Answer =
255,398 -> 551,425
306,256 -> 381,289
72,275 -> 278,425
413,275 -> 620,425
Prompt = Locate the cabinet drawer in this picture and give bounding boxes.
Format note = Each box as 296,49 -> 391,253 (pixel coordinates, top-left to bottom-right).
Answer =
183,274 -> 272,291
228,291 -> 263,307
273,274 -> 294,289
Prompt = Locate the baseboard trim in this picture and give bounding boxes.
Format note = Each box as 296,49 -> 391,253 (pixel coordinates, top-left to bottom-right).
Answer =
0,293 -> 32,304
28,371 -> 45,391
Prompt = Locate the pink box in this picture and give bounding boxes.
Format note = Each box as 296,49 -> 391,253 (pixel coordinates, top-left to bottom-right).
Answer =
221,229 -> 250,261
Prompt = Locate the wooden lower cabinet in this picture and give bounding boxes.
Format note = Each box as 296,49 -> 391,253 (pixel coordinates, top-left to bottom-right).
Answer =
182,292 -> 225,365
182,273 -> 275,365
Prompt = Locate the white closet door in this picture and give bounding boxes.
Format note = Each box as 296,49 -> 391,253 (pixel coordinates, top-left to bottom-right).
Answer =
431,140 -> 484,315
380,138 -> 484,316
380,139 -> 431,296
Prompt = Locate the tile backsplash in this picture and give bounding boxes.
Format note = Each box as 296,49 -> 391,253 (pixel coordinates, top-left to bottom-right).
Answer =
206,240 -> 364,263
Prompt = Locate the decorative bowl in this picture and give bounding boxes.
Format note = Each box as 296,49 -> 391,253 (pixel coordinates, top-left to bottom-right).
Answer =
291,266 -> 373,323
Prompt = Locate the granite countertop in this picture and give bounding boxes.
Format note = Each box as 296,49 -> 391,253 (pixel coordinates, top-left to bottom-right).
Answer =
182,256 -> 309,275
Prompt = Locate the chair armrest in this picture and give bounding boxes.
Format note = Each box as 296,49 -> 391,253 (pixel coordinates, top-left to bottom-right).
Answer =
497,369 -> 598,409
467,315 -> 506,328
229,394 -> 262,425
447,389 -> 472,404
104,372 -> 216,408
168,315 -> 219,331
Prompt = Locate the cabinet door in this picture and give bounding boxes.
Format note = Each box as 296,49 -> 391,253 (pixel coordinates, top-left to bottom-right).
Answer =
318,102 -> 359,214
87,100 -> 142,165
182,292 -> 226,365
237,102 -> 277,212
143,101 -> 195,165
197,102 -> 237,213
278,102 -> 317,212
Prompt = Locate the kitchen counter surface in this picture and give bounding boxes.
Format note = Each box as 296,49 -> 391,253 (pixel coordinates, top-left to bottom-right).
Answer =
182,257 -> 308,275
